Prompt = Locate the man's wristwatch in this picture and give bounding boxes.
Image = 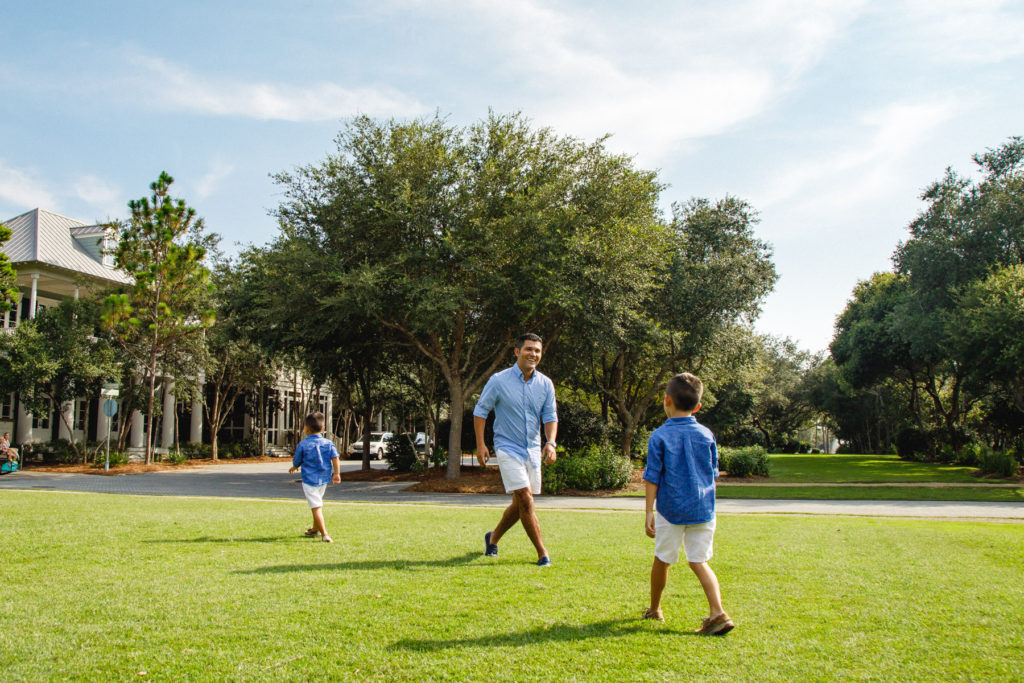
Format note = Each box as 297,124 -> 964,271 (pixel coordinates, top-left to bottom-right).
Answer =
545,441 -> 556,449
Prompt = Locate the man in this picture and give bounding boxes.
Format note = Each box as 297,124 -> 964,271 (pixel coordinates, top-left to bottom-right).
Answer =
474,333 -> 558,566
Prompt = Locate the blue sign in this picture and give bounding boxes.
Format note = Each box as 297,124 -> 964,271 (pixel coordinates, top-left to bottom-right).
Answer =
103,399 -> 119,418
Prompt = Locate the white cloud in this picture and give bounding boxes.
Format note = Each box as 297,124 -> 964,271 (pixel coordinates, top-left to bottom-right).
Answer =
414,0 -> 869,162
894,0 -> 1024,64
0,161 -> 58,211
194,161 -> 235,200
73,174 -> 122,217
751,99 -> 958,230
128,56 -> 428,122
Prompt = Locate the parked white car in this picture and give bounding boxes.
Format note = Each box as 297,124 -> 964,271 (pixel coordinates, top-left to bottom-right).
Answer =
349,432 -> 393,460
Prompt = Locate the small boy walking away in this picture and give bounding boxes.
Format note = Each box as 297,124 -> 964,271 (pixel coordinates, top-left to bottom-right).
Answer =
289,412 -> 341,543
642,372 -> 733,636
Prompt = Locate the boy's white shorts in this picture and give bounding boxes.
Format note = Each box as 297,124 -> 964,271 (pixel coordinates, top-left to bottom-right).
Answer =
495,450 -> 541,494
302,483 -> 327,509
654,512 -> 716,564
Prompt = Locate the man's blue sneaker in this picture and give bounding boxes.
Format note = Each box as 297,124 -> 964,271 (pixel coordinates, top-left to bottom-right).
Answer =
536,556 -> 552,567
484,531 -> 498,557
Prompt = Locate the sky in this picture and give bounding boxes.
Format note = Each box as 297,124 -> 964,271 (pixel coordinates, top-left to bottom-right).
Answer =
2,0 -> 1022,352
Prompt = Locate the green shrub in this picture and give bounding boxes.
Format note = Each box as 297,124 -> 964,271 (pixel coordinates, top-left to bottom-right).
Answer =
719,445 -> 771,478
165,450 -> 187,465
428,445 -> 447,469
240,435 -> 260,457
542,442 -> 632,495
384,433 -> 419,472
93,450 -> 128,468
978,449 -> 1018,478
179,442 -> 212,459
556,402 -> 610,451
895,428 -> 932,461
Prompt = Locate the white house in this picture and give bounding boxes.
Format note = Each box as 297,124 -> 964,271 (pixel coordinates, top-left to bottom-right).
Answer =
1,208 -> 331,455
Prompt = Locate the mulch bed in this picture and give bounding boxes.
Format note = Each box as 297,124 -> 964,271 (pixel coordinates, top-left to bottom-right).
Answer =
340,462 -> 651,496
26,455 -> 287,476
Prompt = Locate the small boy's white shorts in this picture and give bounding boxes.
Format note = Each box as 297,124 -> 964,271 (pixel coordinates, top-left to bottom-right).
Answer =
302,483 -> 327,509
654,513 -> 716,564
495,450 -> 541,495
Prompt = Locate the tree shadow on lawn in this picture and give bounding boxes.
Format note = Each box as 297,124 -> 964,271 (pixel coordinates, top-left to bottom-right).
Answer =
145,536 -> 297,544
235,551 -> 482,574
390,618 -> 699,651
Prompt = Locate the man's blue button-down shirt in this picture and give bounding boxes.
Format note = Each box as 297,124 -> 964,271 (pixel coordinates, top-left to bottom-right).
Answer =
474,364 -> 558,469
642,416 -> 719,525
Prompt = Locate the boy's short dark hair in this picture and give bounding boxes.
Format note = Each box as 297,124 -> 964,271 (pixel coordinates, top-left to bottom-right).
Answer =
515,333 -> 543,349
666,372 -> 703,412
305,412 -> 326,433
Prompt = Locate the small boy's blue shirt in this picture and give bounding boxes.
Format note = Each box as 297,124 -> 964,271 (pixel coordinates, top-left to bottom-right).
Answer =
292,434 -> 340,486
643,416 -> 719,525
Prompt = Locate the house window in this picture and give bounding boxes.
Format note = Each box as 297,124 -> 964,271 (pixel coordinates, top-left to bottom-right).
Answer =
32,402 -> 51,430
74,400 -> 88,431
0,394 -> 12,420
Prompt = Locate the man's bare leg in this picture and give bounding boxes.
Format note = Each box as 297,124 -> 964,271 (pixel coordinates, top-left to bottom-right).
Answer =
490,497 -> 522,545
514,489 -> 548,559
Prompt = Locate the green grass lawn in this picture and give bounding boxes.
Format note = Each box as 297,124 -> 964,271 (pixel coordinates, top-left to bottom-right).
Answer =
2,492 -> 1023,681
764,453 -> 1013,484
717,485 -> 1024,502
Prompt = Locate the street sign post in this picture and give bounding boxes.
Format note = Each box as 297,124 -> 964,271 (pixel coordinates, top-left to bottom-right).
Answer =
103,398 -> 119,471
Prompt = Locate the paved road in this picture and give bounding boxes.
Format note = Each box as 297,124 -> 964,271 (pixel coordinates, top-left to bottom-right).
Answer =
2,462 -> 1023,520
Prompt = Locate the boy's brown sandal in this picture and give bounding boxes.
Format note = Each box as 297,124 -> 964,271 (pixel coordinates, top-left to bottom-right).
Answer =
304,527 -> 320,537
697,613 -> 734,636
642,608 -> 664,622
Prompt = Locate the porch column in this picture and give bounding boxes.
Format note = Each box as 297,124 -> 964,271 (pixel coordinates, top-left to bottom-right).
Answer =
190,399 -> 202,444
276,399 -> 286,447
73,286 -> 80,300
29,274 -> 39,319
58,401 -> 74,441
325,393 -> 333,436
130,409 -> 144,448
161,381 -> 175,449
15,396 -> 32,444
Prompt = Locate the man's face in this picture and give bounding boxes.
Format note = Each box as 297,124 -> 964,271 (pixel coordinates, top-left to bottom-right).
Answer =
514,340 -> 543,372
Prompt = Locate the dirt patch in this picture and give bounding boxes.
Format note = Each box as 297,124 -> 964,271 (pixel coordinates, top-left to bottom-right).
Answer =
26,455 -> 287,476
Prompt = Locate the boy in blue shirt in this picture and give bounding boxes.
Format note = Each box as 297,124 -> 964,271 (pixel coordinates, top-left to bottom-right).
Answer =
642,372 -> 734,636
289,412 -> 341,543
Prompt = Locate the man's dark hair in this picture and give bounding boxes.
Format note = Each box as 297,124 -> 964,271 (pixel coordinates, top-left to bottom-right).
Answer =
305,411 -> 326,433
515,333 -> 543,350
666,372 -> 703,412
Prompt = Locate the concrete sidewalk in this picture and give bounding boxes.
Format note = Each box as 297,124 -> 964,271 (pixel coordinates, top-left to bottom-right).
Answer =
2,462 -> 1023,520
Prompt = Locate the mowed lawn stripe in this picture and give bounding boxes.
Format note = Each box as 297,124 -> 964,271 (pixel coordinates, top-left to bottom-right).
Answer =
2,491 -> 1022,681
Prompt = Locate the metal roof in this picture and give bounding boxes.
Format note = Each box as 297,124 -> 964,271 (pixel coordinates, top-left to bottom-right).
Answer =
2,208 -> 132,285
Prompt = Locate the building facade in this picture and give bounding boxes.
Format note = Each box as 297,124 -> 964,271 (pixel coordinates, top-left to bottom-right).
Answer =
1,208 -> 331,455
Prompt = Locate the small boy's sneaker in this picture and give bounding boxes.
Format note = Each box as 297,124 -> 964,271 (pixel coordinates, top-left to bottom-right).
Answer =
484,531 -> 498,557
697,613 -> 734,636
536,556 -> 552,567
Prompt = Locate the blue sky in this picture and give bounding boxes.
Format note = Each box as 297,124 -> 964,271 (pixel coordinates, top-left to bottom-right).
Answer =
2,1 -> 1022,352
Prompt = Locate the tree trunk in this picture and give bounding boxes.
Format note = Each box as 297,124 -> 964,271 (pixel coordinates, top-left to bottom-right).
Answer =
619,423 -> 635,460
145,373 -> 157,465
361,411 -> 372,471
447,384 -> 465,480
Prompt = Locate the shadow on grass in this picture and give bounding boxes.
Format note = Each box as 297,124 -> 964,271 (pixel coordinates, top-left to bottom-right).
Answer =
145,536 -> 296,544
236,551 -> 482,574
390,618 -> 699,651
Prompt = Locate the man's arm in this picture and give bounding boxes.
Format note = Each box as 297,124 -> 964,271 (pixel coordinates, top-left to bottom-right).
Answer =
542,421 -> 558,465
474,416 -> 490,466
645,481 -> 658,538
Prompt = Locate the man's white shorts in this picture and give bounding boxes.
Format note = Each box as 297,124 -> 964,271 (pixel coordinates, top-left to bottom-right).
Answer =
302,483 -> 327,509
654,512 -> 716,564
495,450 -> 541,494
